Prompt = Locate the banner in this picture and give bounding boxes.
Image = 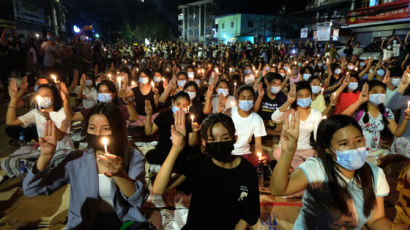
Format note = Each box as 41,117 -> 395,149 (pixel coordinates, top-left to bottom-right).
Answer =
300,28 -> 308,38
15,0 -> 45,24
317,26 -> 331,41
348,0 -> 410,25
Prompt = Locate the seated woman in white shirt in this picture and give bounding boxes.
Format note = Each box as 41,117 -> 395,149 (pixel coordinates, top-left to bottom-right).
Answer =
3,81 -> 72,177
77,73 -> 97,109
203,79 -> 237,115
271,81 -> 322,171
230,85 -> 267,166
270,114 -> 407,230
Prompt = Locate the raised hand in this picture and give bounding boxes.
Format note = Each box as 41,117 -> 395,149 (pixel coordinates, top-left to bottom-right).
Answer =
258,82 -> 265,98
97,153 -> 123,177
342,73 -> 350,87
192,122 -> 201,132
39,120 -> 57,157
60,82 -> 69,102
287,84 -> 297,104
358,83 -> 369,103
8,79 -> 18,100
398,67 -> 410,93
171,110 -> 186,147
80,74 -> 86,86
20,76 -> 27,92
145,100 -> 153,115
280,110 -> 300,154
383,68 -> 391,85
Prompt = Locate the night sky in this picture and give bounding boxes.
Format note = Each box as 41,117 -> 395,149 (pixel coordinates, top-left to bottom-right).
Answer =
62,0 -> 306,38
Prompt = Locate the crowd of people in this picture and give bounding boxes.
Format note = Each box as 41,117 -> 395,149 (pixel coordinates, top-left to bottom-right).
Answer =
1,26 -> 410,229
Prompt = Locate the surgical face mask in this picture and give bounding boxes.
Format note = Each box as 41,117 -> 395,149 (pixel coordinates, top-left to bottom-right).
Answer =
194,79 -> 201,86
297,97 -> 312,108
303,73 -> 311,81
172,106 -> 188,114
331,147 -> 368,171
154,76 -> 162,82
238,100 -> 253,111
264,67 -> 270,71
187,72 -> 195,79
347,65 -> 354,70
34,85 -> 39,92
348,82 -> 358,91
217,88 -> 229,97
387,45 -> 392,49
177,80 -> 186,87
280,73 -> 286,77
393,40 -> 398,44
298,62 -> 303,67
47,36 -> 54,41
97,93 -> 113,103
186,91 -> 196,100
318,63 -> 323,67
311,86 -> 321,94
85,80 -> 93,86
376,69 -> 385,76
323,65 -> 328,70
244,75 -> 255,85
369,93 -> 386,106
391,78 -> 401,87
244,69 -> 251,75
334,68 -> 341,75
95,81 -> 101,86
38,97 -> 52,109
139,77 -> 149,84
205,141 -> 235,162
360,62 -> 365,67
271,86 -> 281,94
284,66 -> 289,71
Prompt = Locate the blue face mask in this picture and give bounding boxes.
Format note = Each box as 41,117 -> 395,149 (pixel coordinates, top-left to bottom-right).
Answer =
238,100 -> 253,111
303,73 -> 311,81
177,80 -> 186,87
331,147 -> 368,171
244,69 -> 251,75
391,78 -> 401,87
271,86 -> 281,94
323,65 -> 327,70
34,85 -> 39,92
172,106 -> 188,114
376,69 -> 385,76
348,82 -> 358,91
97,93 -> 113,103
369,93 -> 385,106
311,86 -> 321,94
297,97 -> 312,108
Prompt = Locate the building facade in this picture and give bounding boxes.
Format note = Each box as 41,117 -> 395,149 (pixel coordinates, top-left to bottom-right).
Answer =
178,0 -> 217,42
215,14 -> 277,43
0,0 -> 67,39
345,0 -> 410,45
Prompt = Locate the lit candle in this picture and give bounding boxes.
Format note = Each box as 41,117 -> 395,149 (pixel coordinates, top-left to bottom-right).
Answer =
36,95 -> 42,108
234,82 -> 237,88
51,74 -> 57,83
162,77 -> 165,82
151,81 -> 155,88
321,87 -> 324,94
124,60 -> 127,64
231,101 -> 236,107
35,33 -> 39,38
408,101 -> 410,109
257,152 -> 262,163
107,73 -> 112,80
322,115 -> 327,120
131,81 -> 137,88
101,137 -> 109,154
191,114 -> 195,124
117,77 -> 122,89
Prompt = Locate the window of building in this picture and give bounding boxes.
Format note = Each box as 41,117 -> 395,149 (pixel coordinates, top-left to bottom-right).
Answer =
231,21 -> 234,28
222,23 -> 224,29
248,20 -> 254,28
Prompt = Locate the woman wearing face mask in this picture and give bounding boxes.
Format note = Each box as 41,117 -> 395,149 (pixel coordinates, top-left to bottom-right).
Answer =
381,38 -> 394,61
301,66 -> 313,81
271,114 -> 408,229
145,91 -> 200,168
3,81 -> 72,177
324,63 -> 343,88
61,80 -> 137,122
23,103 -> 150,229
184,81 -> 204,124
77,73 -> 97,109
307,76 -> 326,113
203,79 -> 237,115
153,112 -> 260,230
333,73 -> 361,114
289,64 -> 302,85
271,81 -> 321,170
229,85 -> 267,166
382,67 -> 402,105
159,72 -> 188,107
342,80 -> 408,150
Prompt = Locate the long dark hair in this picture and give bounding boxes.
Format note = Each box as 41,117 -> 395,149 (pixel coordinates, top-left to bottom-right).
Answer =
314,115 -> 376,217
37,83 -> 63,111
83,103 -> 131,171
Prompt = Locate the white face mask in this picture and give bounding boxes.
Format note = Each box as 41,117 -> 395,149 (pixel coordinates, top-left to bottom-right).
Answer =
154,76 -> 162,82
217,88 -> 229,97
85,80 -> 93,86
139,77 -> 149,85
187,72 -> 195,79
186,91 -> 196,100
38,97 -> 53,109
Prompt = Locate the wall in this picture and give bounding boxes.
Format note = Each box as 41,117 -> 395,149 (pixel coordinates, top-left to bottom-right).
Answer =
216,14 -> 241,41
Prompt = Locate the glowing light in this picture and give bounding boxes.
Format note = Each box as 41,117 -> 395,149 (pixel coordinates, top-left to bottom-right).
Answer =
257,152 -> 262,162
101,137 -> 109,154
73,25 -> 80,33
36,95 -> 42,108
95,33 -> 100,38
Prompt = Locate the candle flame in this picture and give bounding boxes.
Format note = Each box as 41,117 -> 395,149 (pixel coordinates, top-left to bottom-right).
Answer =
101,137 -> 109,146
51,74 -> 57,82
191,114 -> 194,122
257,152 -> 262,161
151,81 -> 155,88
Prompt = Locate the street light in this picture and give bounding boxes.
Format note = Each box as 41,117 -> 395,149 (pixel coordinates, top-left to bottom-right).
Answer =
73,25 -> 80,33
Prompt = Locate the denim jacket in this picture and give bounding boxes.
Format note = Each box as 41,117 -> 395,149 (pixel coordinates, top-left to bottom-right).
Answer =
23,148 -> 148,229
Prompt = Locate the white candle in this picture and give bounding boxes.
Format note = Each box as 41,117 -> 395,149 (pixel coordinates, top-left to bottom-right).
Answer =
408,101 -> 410,109
131,81 -> 137,88
36,95 -> 42,108
51,74 -> 57,83
257,152 -> 262,163
117,77 -> 122,89
191,114 -> 195,124
151,81 -> 155,89
322,115 -> 327,120
234,82 -> 237,88
101,137 -> 109,154
231,101 -> 236,107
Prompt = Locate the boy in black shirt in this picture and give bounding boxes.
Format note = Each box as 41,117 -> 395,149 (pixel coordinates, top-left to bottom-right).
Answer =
153,112 -> 260,230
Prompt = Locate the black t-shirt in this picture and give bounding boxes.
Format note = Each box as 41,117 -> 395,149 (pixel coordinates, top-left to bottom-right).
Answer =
132,86 -> 157,115
154,109 -> 192,156
180,154 -> 260,230
256,91 -> 287,120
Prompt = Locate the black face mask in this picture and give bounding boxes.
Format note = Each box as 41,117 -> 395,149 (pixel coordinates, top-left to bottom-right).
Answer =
86,134 -> 112,152
205,141 -> 235,163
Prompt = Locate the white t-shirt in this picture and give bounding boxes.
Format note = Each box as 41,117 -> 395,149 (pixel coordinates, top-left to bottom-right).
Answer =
231,106 -> 267,155
352,47 -> 363,56
41,41 -> 56,67
271,108 -> 322,150
18,108 -> 73,150
97,174 -> 115,213
298,157 -> 389,196
211,95 -> 236,113
383,49 -> 393,61
392,43 -> 401,57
